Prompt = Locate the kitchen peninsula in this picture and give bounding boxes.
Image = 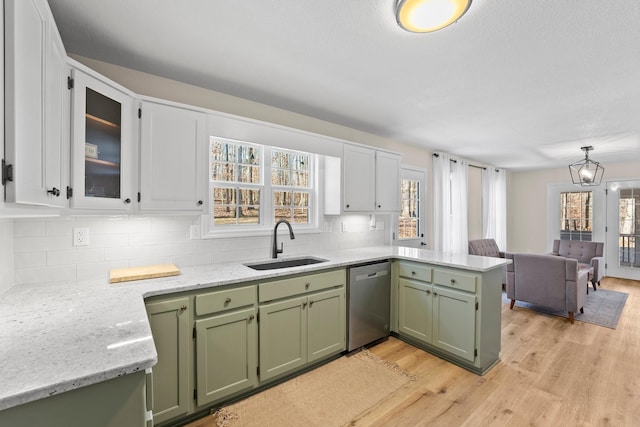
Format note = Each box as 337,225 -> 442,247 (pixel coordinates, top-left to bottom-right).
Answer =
0,246 -> 509,426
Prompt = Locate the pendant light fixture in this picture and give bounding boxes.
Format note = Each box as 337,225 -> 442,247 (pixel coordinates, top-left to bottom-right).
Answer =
396,0 -> 472,33
568,146 -> 605,187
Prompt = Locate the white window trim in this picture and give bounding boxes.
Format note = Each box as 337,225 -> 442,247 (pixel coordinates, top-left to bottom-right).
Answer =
202,137 -> 322,239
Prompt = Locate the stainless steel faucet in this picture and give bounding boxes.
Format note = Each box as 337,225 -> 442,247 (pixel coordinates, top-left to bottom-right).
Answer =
272,219 -> 295,258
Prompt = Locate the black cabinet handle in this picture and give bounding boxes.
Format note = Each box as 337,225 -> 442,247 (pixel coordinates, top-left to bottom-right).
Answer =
197,200 -> 203,206
124,198 -> 131,204
47,187 -> 60,197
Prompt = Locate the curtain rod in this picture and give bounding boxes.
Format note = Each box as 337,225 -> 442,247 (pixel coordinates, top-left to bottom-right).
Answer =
433,153 -> 500,172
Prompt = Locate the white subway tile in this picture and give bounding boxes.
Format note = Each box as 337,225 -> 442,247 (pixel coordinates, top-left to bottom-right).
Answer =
129,232 -> 173,247
174,252 -> 213,267
14,252 -> 46,268
14,265 -> 76,285
77,260 -> 129,281
47,248 -> 105,266
105,246 -> 150,261
153,242 -> 193,257
14,221 -> 46,237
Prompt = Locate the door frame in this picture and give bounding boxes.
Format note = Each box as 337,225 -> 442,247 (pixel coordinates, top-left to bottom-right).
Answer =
605,179 -> 640,280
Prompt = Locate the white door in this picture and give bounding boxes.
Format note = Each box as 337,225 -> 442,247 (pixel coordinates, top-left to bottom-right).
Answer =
606,180 -> 640,280
393,167 -> 427,248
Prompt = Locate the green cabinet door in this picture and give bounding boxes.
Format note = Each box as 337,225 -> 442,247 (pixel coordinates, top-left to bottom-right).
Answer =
259,296 -> 307,381
397,278 -> 432,343
146,297 -> 191,424
195,307 -> 258,407
307,288 -> 346,363
432,286 -> 476,362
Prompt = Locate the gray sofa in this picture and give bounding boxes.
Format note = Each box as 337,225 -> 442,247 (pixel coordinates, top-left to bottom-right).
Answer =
506,252 -> 588,323
550,239 -> 604,291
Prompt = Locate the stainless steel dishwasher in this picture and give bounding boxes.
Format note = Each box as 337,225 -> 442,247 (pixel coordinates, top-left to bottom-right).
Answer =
347,261 -> 391,351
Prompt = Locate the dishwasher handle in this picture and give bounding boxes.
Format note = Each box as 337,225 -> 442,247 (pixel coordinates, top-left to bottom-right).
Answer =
353,270 -> 388,282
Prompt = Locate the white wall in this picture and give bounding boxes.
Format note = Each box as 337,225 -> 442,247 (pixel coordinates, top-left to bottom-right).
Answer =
507,160 -> 640,254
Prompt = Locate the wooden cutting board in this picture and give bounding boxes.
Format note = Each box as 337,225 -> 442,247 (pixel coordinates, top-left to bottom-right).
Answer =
109,264 -> 180,284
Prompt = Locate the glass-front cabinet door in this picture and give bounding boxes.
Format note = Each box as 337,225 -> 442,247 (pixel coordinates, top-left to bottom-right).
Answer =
70,67 -> 134,210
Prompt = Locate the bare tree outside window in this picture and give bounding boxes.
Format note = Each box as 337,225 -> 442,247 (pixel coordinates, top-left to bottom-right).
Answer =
560,191 -> 592,241
399,178 -> 420,239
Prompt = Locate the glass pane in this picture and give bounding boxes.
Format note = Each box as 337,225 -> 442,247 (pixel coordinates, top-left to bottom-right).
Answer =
85,88 -> 122,199
617,189 -> 640,268
239,165 -> 260,183
238,207 -> 260,224
293,192 -> 309,206
399,178 -> 420,239
211,162 -> 236,182
274,191 -> 291,206
272,169 -> 290,186
213,187 -> 235,205
239,189 -> 260,205
293,208 -> 309,223
274,207 -> 291,223
211,141 -> 236,162
239,145 -> 260,165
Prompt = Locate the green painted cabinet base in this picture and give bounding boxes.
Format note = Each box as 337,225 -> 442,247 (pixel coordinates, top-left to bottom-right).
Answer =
393,261 -> 503,375
0,371 -> 149,427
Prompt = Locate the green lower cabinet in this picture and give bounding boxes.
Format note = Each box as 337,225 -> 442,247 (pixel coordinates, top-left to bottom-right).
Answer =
432,286 -> 476,362
0,371 -> 149,427
397,278 -> 432,342
195,307 -> 258,407
307,288 -> 346,363
259,295 -> 308,381
146,297 -> 191,425
259,287 -> 346,382
397,277 -> 477,363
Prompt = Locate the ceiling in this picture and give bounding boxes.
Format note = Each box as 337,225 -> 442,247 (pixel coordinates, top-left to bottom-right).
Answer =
47,0 -> 640,170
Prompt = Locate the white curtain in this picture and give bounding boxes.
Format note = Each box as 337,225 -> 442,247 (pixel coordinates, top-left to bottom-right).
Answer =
433,153 -> 468,253
481,167 -> 507,250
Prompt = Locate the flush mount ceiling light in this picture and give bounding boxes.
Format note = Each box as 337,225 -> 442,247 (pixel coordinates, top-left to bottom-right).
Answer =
569,146 -> 605,187
395,0 -> 472,33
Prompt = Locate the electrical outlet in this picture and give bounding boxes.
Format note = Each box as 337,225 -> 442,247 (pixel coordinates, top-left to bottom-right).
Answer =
73,227 -> 89,247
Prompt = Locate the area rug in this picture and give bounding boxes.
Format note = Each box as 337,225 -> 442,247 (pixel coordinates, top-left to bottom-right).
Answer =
212,349 -> 416,427
502,288 -> 628,329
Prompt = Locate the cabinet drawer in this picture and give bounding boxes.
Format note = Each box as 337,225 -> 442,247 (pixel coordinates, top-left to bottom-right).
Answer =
195,286 -> 256,316
433,269 -> 476,293
259,269 -> 346,303
398,262 -> 433,283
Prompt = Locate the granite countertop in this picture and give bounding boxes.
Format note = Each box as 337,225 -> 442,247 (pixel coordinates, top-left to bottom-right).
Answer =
0,246 -> 509,411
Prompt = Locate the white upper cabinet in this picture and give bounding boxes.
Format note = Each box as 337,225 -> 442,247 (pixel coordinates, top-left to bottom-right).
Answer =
375,150 -> 401,211
3,0 -> 67,207
138,100 -> 207,211
343,144 -> 401,212
69,65 -> 134,210
343,145 -> 375,212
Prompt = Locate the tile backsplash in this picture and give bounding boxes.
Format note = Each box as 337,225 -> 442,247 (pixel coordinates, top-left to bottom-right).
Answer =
10,214 -> 386,286
0,219 -> 14,293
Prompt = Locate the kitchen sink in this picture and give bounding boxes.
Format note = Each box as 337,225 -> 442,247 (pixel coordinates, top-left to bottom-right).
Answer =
245,256 -> 328,270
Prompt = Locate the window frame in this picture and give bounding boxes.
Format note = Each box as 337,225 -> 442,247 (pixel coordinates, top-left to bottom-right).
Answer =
546,182 -> 605,251
204,136 -> 320,238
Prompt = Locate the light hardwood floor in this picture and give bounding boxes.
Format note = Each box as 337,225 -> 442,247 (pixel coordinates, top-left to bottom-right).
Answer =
187,277 -> 640,427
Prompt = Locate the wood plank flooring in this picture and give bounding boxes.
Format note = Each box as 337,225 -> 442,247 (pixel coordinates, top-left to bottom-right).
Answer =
186,277 -> 640,427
